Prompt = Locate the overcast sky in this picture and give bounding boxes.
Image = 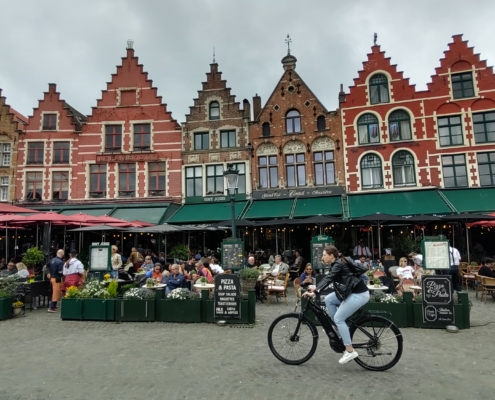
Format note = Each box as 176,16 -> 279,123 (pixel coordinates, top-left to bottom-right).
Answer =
1,0 -> 495,122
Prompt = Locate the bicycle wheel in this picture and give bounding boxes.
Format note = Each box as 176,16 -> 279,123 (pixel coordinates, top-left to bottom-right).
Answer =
267,313 -> 318,365
349,315 -> 403,371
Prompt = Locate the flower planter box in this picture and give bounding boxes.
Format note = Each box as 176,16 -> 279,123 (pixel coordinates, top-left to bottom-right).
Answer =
362,302 -> 408,328
160,299 -> 202,323
0,298 -> 13,320
115,299 -> 155,322
61,298 -> 115,321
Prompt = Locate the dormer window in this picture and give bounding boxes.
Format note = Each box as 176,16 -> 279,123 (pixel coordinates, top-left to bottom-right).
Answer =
262,122 -> 271,137
42,114 -> 57,130
452,72 -> 474,99
209,101 -> 220,120
369,74 -> 389,104
286,109 -> 301,133
316,115 -> 326,131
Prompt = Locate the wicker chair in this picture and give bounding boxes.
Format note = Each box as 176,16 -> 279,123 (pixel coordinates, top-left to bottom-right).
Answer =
373,270 -> 386,278
479,276 -> 495,304
266,273 -> 290,306
475,274 -> 483,300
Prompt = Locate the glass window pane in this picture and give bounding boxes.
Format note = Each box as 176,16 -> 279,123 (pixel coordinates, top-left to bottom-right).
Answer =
314,164 -> 323,185
313,152 -> 322,162
259,157 -> 267,166
206,166 -> 214,175
194,178 -> 202,195
480,175 -> 492,186
269,167 -> 278,188
259,168 -> 268,188
325,163 -> 335,184
294,118 -> 301,132
297,165 -> 306,186
269,156 -> 277,165
286,155 -> 294,163
186,168 -> 194,178
325,151 -> 334,161
296,154 -> 304,163
454,155 -> 465,164
286,166 -> 295,186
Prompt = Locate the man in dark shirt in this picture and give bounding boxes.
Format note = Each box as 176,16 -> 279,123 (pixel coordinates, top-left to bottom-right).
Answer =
47,249 -> 65,312
478,258 -> 495,278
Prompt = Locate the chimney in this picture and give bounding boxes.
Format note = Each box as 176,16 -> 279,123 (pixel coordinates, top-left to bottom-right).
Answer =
252,94 -> 262,120
243,99 -> 251,121
338,83 -> 346,103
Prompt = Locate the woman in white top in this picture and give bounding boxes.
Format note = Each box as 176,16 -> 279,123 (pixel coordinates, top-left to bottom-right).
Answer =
111,245 -> 122,279
396,257 -> 414,280
15,262 -> 30,279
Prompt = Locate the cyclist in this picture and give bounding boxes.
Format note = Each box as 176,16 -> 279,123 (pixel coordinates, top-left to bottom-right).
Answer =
303,245 -> 369,364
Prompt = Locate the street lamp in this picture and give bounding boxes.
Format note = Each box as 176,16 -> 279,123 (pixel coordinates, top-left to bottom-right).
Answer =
223,163 -> 239,238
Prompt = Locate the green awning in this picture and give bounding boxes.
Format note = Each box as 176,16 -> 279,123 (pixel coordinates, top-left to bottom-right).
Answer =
168,201 -> 247,224
243,199 -> 294,220
440,188 -> 495,213
292,197 -> 342,218
348,190 -> 452,218
111,207 -> 169,224
60,208 -> 114,217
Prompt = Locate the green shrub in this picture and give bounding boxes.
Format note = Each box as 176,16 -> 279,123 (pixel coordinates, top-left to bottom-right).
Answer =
239,267 -> 260,279
168,244 -> 190,262
22,247 -> 44,268
107,281 -> 118,298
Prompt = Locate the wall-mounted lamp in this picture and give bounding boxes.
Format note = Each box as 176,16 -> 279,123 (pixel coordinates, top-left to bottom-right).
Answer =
279,145 -> 283,155
306,143 -> 311,153
246,143 -> 254,158
335,139 -> 341,151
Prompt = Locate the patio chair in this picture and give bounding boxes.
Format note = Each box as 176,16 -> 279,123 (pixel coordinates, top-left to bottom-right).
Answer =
479,276 -> 495,303
373,270 -> 386,278
475,274 -> 483,300
266,273 -> 290,306
27,280 -> 50,310
461,268 -> 477,292
388,266 -> 399,285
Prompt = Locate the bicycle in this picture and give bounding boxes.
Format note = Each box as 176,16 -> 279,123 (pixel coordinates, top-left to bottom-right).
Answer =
267,295 -> 403,371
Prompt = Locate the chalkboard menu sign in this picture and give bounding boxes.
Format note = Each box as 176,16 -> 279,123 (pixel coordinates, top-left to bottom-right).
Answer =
214,274 -> 241,320
311,235 -> 334,271
89,243 -> 111,272
221,238 -> 244,271
315,274 -> 334,311
422,275 -> 454,325
421,239 -> 450,270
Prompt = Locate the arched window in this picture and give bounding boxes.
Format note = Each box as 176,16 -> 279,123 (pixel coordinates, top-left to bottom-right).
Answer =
392,151 -> 416,187
369,74 -> 389,104
209,101 -> 220,120
286,109 -> 301,133
389,110 -> 412,141
361,154 -> 383,189
316,115 -> 326,131
357,114 -> 380,144
262,122 -> 271,137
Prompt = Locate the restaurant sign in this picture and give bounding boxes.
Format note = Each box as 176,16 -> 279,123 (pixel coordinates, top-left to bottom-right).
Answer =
252,186 -> 344,200
96,153 -> 159,163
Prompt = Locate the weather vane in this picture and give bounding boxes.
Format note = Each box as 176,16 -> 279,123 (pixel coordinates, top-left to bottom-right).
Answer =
374,33 -> 377,45
213,47 -> 216,63
285,34 -> 292,55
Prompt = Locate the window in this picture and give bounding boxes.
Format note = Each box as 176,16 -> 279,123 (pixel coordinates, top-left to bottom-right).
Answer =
473,112 -> 495,144
27,142 -> 44,164
361,154 -> 383,189
286,153 -> 306,187
42,114 -> 57,130
357,114 -> 380,145
52,172 -> 69,200
438,116 -> 463,147
389,110 -> 412,141
452,72 -> 474,99
232,163 -> 246,194
477,152 -> 495,186
314,151 -> 335,185
26,172 -> 43,200
442,154 -> 468,188
105,125 -> 122,152
392,151 -> 416,187
194,132 -> 209,150
286,110 -> 301,133
369,74 -> 389,104
0,144 -> 11,166
262,122 -> 271,137
258,156 -> 278,188
206,165 -> 224,195
148,162 -> 166,196
0,177 -> 9,201
119,164 -> 136,197
53,142 -> 70,164
186,166 -> 203,197
316,115 -> 326,131
90,165 -> 106,198
134,124 -> 150,151
220,130 -> 236,148
209,101 -> 220,120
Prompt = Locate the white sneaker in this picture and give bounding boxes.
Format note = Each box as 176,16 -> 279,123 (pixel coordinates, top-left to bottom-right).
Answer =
339,350 -> 359,364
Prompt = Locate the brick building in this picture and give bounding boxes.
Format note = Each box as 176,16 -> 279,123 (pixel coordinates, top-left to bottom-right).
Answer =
16,42 -> 182,223
340,35 -> 495,218
168,62 -> 251,225
0,89 -> 26,203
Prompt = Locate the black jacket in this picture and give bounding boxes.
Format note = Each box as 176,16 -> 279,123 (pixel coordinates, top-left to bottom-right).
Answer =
49,256 -> 64,278
315,257 -> 363,300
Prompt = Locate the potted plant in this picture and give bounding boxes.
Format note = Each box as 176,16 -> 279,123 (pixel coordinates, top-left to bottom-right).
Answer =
239,267 -> 260,299
116,287 -> 156,322
160,288 -> 201,323
168,244 -> 190,263
0,275 -> 21,320
200,277 -> 207,286
12,300 -> 24,316
22,247 -> 45,276
104,273 -> 111,282
373,277 -> 381,288
146,278 -> 156,288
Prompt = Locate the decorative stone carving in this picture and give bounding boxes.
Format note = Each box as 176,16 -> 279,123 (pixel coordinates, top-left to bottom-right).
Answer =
209,153 -> 220,162
257,143 -> 278,155
312,136 -> 335,151
283,140 -> 305,154
230,151 -> 242,160
188,155 -> 199,164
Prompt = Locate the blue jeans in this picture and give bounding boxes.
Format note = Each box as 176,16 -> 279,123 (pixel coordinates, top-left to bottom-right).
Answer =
111,270 -> 118,279
324,291 -> 370,346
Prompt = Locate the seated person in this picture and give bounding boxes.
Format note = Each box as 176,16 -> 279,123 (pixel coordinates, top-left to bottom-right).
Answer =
245,256 -> 256,268
267,255 -> 289,276
15,262 -> 30,279
299,263 -> 316,287
141,256 -> 155,272
1,261 -> 18,276
165,264 -> 185,295
397,257 -> 414,280
179,263 -> 191,280
145,263 -> 166,284
194,261 -> 214,283
478,257 -> 495,278
210,257 -> 224,274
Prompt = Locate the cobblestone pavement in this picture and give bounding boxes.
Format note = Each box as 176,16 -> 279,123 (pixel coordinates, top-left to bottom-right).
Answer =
1,289 -> 495,400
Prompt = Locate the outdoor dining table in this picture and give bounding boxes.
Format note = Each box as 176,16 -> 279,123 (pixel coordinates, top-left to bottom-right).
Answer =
193,283 -> 215,290
367,285 -> 389,291
141,283 -> 167,290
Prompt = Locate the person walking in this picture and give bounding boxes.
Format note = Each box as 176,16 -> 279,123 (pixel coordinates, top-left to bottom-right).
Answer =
449,245 -> 463,292
47,249 -> 65,313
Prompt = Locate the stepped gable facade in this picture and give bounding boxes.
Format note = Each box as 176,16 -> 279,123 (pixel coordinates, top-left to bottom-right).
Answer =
181,62 -> 250,202
341,34 -> 495,192
248,53 -> 345,195
0,89 -> 27,202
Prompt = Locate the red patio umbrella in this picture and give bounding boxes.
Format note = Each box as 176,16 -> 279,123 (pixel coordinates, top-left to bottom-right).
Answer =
17,211 -> 79,224
130,220 -> 155,227
0,204 -> 38,213
0,214 -> 29,223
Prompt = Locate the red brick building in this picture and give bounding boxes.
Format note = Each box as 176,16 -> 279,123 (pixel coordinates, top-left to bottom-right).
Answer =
16,42 -> 182,223
340,35 -> 495,217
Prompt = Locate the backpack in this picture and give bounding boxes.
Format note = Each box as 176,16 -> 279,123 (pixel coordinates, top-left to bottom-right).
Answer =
340,256 -> 368,276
